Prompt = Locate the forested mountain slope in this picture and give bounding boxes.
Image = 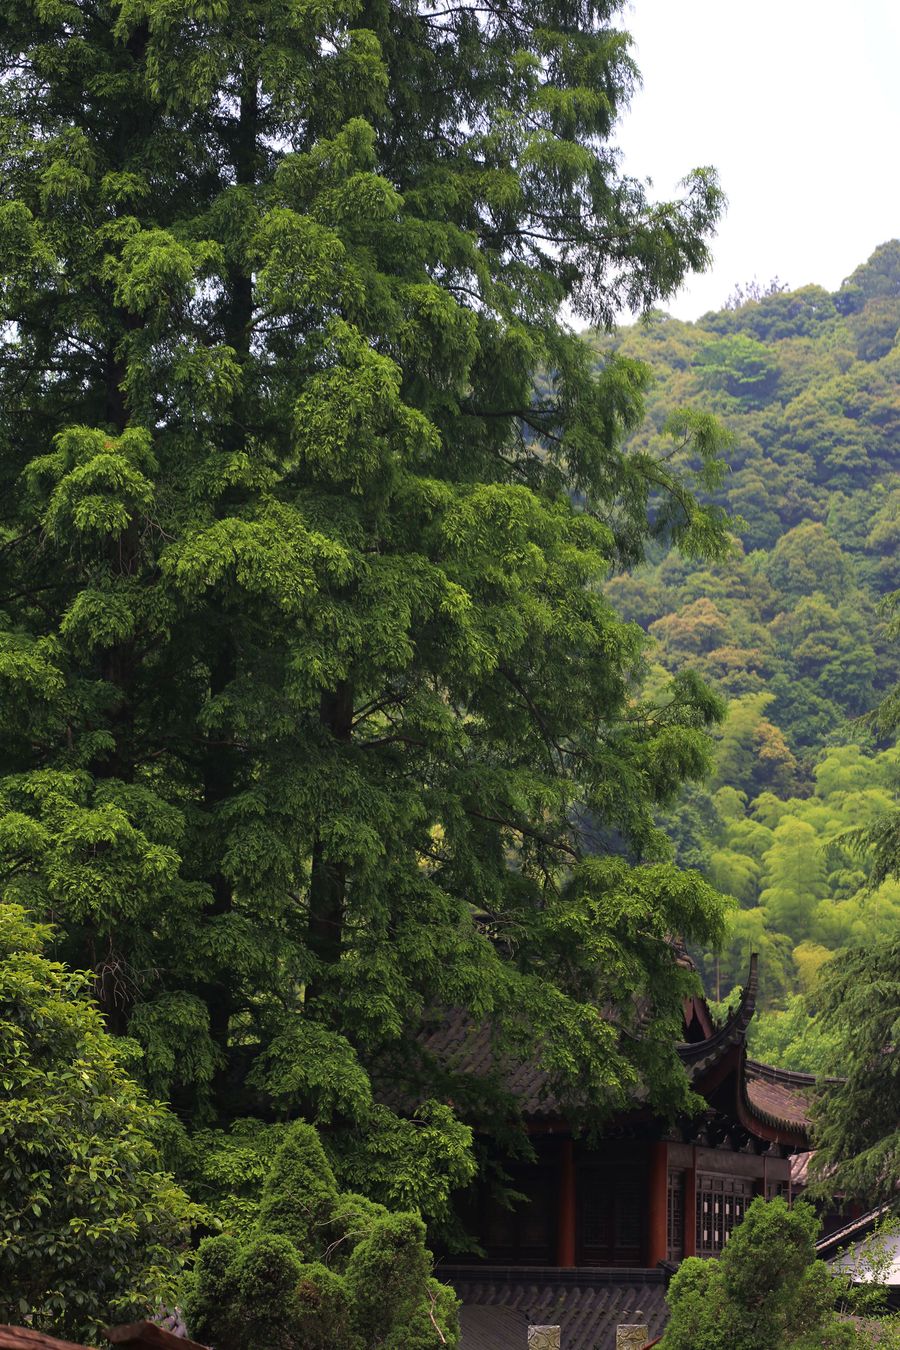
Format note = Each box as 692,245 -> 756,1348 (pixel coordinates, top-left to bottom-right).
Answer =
589,242 -> 900,1066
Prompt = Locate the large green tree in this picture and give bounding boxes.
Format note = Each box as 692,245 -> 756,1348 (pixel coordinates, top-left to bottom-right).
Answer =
0,0 -> 729,1209
809,935 -> 900,1210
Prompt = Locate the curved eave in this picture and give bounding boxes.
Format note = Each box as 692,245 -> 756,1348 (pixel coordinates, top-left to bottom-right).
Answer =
683,992 -> 716,1041
692,1044 -> 811,1149
677,953 -> 758,1076
745,1059 -> 820,1091
675,957 -> 811,1149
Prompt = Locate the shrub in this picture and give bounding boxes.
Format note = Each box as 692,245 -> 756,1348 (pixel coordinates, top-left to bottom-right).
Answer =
183,1121 -> 459,1348
0,904 -> 193,1340
661,1198 -> 864,1350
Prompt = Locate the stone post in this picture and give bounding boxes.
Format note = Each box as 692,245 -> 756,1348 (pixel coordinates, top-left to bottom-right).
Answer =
528,1327 -> 561,1350
615,1325 -> 650,1350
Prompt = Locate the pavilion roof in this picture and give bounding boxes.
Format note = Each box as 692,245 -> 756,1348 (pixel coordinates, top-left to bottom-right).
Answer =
397,953 -> 813,1147
744,1061 -> 818,1134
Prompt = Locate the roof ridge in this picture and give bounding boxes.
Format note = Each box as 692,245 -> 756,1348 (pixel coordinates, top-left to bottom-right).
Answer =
745,1059 -> 819,1087
815,1204 -> 894,1256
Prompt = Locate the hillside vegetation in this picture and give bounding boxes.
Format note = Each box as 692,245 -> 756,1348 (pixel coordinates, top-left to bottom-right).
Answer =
591,242 -> 900,1066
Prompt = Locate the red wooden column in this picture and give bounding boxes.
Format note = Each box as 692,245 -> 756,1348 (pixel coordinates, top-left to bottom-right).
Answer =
556,1137 -> 576,1267
683,1151 -> 697,1258
647,1141 -> 669,1267
758,1151 -> 768,1202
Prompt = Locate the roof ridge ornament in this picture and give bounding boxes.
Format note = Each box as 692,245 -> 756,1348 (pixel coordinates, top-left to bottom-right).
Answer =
677,953 -> 758,1065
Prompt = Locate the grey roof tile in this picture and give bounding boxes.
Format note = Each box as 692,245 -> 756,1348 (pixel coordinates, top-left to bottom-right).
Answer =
447,1268 -> 669,1350
459,1306 -> 528,1349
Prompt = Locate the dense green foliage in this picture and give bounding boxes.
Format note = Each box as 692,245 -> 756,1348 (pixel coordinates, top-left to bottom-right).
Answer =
661,1197 -> 895,1350
0,904 -> 192,1339
595,243 -> 900,1067
806,937 -> 900,1210
806,600 -> 900,1207
183,1121 -> 459,1348
0,0 -> 738,1319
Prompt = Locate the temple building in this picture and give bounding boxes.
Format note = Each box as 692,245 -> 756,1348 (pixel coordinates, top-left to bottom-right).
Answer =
427,955 -> 816,1349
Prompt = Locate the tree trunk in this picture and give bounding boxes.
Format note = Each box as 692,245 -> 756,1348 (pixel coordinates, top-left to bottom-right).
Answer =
197,64 -> 258,1094
307,681 -> 353,976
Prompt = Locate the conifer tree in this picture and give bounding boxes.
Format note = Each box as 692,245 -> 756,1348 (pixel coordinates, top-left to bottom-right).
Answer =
183,1121 -> 460,1348
1,0 -> 729,1193
661,1198 -> 864,1350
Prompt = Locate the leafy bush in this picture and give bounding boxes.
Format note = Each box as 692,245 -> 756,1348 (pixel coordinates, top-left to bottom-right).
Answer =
0,904 -> 194,1340
661,1197 -> 876,1350
182,1120 -> 459,1348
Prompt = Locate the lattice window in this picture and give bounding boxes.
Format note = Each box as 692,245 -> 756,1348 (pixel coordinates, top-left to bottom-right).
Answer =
667,1170 -> 684,1262
483,1166 -> 555,1263
615,1186 -> 642,1257
695,1175 -> 752,1257
580,1187 -> 611,1251
766,1180 -> 789,1202
578,1167 -> 643,1265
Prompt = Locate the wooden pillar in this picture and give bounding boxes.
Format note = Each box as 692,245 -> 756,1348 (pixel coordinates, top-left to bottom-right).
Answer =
647,1140 -> 668,1268
683,1150 -> 697,1258
556,1137 -> 576,1267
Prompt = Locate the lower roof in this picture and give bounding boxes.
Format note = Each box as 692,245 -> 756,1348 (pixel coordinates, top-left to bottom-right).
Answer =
817,1205 -> 897,1268
459,1306 -> 528,1350
446,1266 -> 669,1350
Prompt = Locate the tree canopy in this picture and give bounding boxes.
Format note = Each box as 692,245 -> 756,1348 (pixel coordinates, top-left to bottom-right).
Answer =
806,596 -> 900,1208
1,0 -> 898,1326
807,936 -> 900,1210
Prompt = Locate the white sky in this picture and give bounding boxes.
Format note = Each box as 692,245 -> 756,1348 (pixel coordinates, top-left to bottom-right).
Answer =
613,0 -> 900,321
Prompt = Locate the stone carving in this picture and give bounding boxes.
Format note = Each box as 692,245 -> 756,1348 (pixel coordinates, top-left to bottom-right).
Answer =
615,1325 -> 650,1350
528,1327 -> 561,1350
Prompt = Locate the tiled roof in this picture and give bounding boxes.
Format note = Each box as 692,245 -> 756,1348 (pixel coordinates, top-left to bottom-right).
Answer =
677,955 -> 758,1076
107,1326 -> 205,1350
415,1012 -> 561,1118
445,1267 -> 669,1350
394,955 -> 811,1145
0,1328 -> 203,1350
790,1150 -> 813,1186
0,1329 -> 90,1350
816,1206 -> 895,1262
409,959 -> 762,1124
459,1306 -> 528,1349
744,1061 -> 815,1132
